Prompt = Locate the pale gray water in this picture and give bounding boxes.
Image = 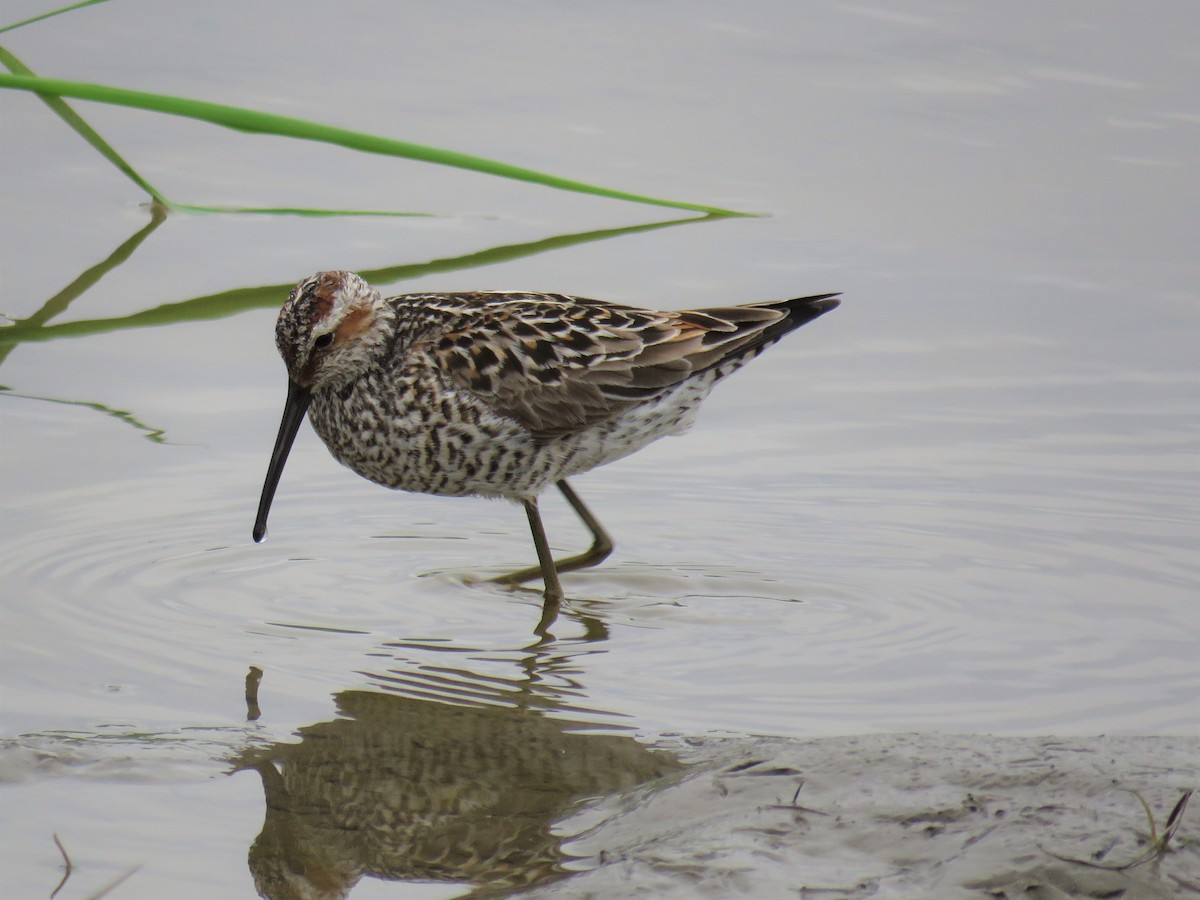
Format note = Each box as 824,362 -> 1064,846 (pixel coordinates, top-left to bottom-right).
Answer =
2,1 -> 1197,897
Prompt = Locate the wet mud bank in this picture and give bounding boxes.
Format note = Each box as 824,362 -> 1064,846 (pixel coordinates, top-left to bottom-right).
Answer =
533,733 -> 1200,898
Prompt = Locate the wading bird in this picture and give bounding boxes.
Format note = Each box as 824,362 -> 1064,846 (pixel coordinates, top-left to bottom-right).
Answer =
254,271 -> 838,628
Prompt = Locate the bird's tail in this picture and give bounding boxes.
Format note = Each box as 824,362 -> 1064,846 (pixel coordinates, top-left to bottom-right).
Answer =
678,293 -> 841,376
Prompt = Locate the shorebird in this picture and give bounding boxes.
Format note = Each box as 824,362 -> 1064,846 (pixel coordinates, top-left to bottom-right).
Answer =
253,271 -> 838,623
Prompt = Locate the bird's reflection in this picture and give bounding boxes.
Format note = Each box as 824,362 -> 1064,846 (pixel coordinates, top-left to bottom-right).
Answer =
235,627 -> 678,899
366,600 -> 611,720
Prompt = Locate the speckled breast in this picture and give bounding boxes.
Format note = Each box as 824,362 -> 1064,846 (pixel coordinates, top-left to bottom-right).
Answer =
306,364 -> 555,499
306,362 -> 720,500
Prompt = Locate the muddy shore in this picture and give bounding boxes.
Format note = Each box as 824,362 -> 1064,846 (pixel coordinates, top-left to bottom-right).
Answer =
528,733 -> 1199,898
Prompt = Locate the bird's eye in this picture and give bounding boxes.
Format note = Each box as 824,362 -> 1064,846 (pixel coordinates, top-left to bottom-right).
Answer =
313,333 -> 334,350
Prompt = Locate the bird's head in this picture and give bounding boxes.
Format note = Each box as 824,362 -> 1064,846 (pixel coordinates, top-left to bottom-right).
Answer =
275,270 -> 391,390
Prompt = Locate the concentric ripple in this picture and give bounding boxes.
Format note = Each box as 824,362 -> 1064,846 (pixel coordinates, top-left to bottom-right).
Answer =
4,399 -> 1198,741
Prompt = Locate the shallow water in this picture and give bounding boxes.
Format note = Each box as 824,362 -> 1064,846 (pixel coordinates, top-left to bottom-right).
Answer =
2,1 -> 1198,897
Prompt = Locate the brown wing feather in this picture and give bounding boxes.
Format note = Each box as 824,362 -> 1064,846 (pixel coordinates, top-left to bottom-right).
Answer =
430,291 -> 839,440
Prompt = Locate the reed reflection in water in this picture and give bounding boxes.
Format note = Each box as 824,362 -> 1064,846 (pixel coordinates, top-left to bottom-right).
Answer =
233,679 -> 680,898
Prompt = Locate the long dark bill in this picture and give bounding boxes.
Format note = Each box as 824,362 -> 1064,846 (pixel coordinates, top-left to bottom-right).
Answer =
252,379 -> 313,543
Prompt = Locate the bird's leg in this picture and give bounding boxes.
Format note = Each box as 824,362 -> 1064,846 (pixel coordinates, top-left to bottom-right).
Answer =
492,480 -> 614,586
523,496 -> 564,610
554,479 -> 614,570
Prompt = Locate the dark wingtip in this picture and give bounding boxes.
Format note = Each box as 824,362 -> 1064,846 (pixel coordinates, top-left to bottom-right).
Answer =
252,525 -> 267,543
770,292 -> 841,331
802,292 -> 841,313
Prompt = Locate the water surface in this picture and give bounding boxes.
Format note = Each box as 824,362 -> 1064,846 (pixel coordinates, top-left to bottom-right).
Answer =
2,1 -> 1197,896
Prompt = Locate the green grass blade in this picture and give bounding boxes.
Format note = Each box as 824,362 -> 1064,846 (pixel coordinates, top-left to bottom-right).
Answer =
0,52 -> 433,217
170,203 -> 433,218
0,73 -> 754,217
0,213 -> 718,348
357,215 -> 719,286
13,206 -> 165,332
0,204 -> 166,367
0,387 -> 168,443
0,0 -> 110,36
0,48 -> 170,203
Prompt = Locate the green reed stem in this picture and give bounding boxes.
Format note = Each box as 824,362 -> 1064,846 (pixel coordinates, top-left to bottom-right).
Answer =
0,48 -> 169,203
0,0 -> 110,36
0,73 -> 754,217
0,213 -> 713,347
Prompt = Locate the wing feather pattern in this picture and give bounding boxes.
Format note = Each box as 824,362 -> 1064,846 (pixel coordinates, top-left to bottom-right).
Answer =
418,291 -> 839,440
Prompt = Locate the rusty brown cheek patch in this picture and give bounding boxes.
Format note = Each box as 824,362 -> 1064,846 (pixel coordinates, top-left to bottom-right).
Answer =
335,305 -> 375,343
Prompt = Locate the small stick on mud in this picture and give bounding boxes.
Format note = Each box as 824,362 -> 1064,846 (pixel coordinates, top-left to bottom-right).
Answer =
1043,788 -> 1193,870
767,779 -> 828,815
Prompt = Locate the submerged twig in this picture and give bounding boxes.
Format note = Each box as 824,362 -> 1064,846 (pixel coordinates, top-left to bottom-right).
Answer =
83,865 -> 141,900
245,666 -> 263,721
50,833 -> 72,899
49,833 -> 141,899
